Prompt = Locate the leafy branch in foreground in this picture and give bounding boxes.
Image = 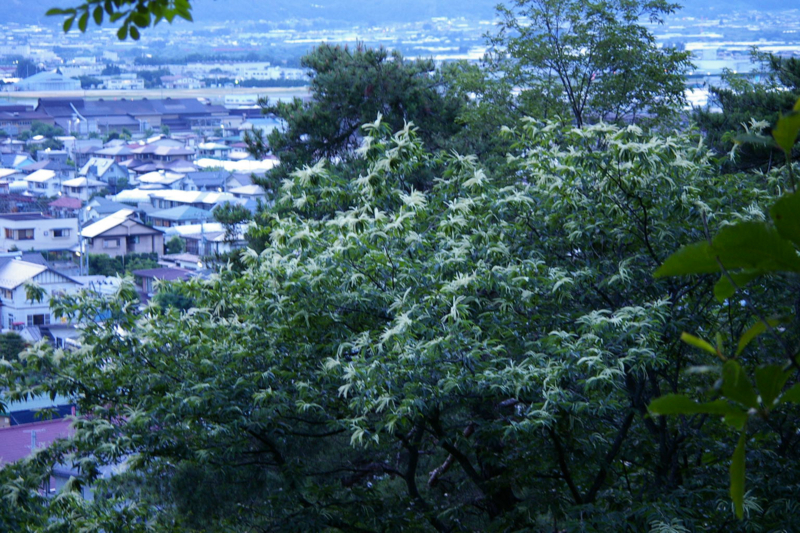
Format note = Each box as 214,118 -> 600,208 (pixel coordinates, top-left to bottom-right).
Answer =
46,0 -> 192,40
650,97 -> 800,519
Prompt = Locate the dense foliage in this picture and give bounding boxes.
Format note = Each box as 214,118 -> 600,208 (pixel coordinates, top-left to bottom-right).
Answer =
88,252 -> 159,276
488,0 -> 693,126
695,54 -> 800,169
13,1 -> 800,531
3,115 -> 798,531
250,43 -> 464,193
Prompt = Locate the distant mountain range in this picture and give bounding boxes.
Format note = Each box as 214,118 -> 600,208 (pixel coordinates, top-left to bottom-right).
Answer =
1,0 -> 794,28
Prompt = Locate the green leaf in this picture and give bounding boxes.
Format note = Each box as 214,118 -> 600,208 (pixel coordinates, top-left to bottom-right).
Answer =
780,382 -> 800,404
772,111 -> 800,154
63,16 -> 74,33
46,8 -> 66,15
736,316 -> 791,356
129,26 -> 140,40
770,192 -> 800,248
723,410 -> 748,431
681,332 -> 720,357
733,133 -> 779,149
78,11 -> 89,32
93,6 -> 103,25
713,221 -> 800,274
656,222 -> 800,278
649,394 -> 737,416
755,364 -> 791,408
132,11 -> 150,28
731,431 -> 747,519
655,241 -> 716,277
722,360 -> 758,409
117,25 -> 128,39
713,270 -> 761,302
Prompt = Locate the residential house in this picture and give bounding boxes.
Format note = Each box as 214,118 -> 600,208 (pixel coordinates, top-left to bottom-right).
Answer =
24,169 -> 62,197
90,145 -> 134,163
185,170 -> 231,192
138,170 -> 195,191
148,206 -> 213,228
81,210 -> 164,258
48,196 -> 82,219
0,255 -> 82,330
36,149 -> 69,165
0,213 -> 78,252
84,197 -> 137,222
0,153 -> 36,171
22,158 -> 75,181
0,168 -> 24,184
148,190 -> 238,211
230,184 -> 266,200
0,138 -> 28,154
197,142 -> 232,159
238,116 -> 284,137
132,267 -> 192,297
80,157 -> 131,192
61,177 -> 106,201
159,253 -> 204,271
130,144 -> 195,163
163,222 -> 249,257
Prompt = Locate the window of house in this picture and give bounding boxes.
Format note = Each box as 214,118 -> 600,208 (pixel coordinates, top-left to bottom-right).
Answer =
4,228 -> 11,239
16,229 -> 34,240
53,228 -> 70,238
1,289 -> 12,299
103,238 -> 120,248
8,314 -> 14,329
27,314 -> 50,326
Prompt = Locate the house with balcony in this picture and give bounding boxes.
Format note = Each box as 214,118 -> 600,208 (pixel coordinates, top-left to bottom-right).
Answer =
0,213 -> 78,252
0,255 -> 82,331
24,169 -> 63,197
80,210 -> 163,258
61,177 -> 106,201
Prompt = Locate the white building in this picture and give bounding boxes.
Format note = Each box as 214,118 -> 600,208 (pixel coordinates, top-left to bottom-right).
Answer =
0,213 -> 79,252
25,169 -> 63,197
0,256 -> 82,330
61,177 -> 107,201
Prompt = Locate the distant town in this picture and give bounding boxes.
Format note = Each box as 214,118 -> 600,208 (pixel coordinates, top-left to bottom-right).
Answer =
1,6 -> 798,104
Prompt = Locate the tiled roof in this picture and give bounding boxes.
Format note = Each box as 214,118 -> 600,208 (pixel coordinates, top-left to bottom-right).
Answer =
87,196 -> 130,213
80,210 -> 139,238
62,177 -> 105,188
49,196 -> 82,209
0,259 -> 48,290
150,205 -> 213,222
24,169 -> 57,183
0,258 -> 80,290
